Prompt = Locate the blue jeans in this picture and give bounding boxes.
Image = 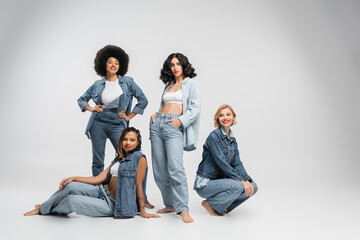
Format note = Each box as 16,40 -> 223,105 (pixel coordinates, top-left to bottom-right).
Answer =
89,108 -> 125,176
194,178 -> 258,214
39,182 -> 115,217
150,113 -> 189,213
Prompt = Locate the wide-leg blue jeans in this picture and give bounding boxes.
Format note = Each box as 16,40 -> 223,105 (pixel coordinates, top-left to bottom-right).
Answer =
40,182 -> 115,217
150,113 -> 189,213
194,178 -> 258,214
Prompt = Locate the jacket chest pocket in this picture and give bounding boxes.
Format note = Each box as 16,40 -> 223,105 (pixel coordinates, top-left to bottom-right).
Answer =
120,170 -> 136,188
222,146 -> 236,162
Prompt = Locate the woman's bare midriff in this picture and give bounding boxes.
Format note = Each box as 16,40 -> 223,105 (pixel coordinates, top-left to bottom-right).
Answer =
159,103 -> 183,115
106,176 -> 117,196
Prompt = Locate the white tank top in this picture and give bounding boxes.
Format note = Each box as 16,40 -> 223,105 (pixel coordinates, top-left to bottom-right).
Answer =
102,80 -> 123,108
110,161 -> 120,177
162,89 -> 183,104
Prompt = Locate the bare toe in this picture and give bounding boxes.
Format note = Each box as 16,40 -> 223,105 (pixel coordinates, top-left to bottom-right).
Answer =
180,211 -> 194,223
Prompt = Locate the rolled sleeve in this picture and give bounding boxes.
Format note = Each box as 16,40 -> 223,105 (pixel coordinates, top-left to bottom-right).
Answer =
77,84 -> 94,112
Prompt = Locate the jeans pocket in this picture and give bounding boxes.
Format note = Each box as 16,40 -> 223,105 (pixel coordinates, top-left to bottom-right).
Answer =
167,121 -> 179,130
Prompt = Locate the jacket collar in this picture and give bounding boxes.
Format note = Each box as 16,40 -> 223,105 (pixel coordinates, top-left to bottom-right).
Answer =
100,75 -> 123,85
219,126 -> 234,141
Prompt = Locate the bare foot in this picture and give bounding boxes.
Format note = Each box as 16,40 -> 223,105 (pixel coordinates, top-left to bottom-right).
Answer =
201,200 -> 221,216
156,207 -> 176,214
24,204 -> 41,216
145,199 -> 155,209
180,210 -> 194,223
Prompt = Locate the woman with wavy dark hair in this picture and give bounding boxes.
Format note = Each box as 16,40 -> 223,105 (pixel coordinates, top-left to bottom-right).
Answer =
149,53 -> 201,223
24,127 -> 159,219
77,45 -> 148,178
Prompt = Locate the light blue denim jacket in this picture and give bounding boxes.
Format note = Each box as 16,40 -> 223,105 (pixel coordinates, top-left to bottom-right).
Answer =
77,75 -> 148,138
158,77 -> 201,151
196,127 -> 252,181
103,151 -> 147,217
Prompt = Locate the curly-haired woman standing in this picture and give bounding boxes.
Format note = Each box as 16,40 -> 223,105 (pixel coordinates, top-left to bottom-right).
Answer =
150,53 -> 201,223
78,45 -> 148,177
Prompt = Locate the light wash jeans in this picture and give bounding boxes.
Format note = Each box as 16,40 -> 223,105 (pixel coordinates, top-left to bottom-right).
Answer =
89,108 -> 125,176
39,182 -> 114,217
194,178 -> 258,214
150,113 -> 189,213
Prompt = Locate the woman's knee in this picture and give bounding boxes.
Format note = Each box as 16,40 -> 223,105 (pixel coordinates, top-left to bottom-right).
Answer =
65,182 -> 84,193
251,182 -> 258,195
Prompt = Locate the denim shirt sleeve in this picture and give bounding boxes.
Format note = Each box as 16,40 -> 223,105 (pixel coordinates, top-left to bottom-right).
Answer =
178,80 -> 201,128
77,83 -> 95,112
128,78 -> 148,115
207,134 -> 242,180
232,148 -> 251,181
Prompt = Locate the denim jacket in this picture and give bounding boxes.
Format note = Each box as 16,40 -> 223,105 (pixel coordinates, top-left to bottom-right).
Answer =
77,75 -> 148,138
103,151 -> 147,217
158,77 -> 201,151
196,127 -> 252,181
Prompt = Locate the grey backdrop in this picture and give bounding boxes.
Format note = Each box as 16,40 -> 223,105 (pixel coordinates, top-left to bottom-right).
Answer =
1,0 -> 359,239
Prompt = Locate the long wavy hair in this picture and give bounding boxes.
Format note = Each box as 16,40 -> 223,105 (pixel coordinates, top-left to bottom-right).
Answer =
160,53 -> 197,85
116,127 -> 142,160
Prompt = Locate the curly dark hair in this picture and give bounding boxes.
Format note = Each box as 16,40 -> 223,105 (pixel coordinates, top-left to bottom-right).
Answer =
116,127 -> 142,159
160,53 -> 197,85
94,45 -> 129,77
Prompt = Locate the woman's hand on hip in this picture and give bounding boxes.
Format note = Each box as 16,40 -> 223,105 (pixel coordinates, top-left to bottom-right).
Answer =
118,110 -> 129,121
92,105 -> 104,112
150,113 -> 158,123
242,180 -> 255,196
59,177 -> 74,190
167,118 -> 182,128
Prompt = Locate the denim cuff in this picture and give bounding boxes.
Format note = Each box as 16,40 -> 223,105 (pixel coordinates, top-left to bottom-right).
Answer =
132,106 -> 144,115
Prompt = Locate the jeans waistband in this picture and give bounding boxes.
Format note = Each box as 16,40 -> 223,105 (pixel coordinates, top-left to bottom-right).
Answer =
102,107 -> 119,113
156,113 -> 181,119
104,185 -> 116,203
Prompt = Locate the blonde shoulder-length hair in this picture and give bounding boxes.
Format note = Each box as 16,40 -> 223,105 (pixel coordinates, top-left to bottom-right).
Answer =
214,104 -> 237,128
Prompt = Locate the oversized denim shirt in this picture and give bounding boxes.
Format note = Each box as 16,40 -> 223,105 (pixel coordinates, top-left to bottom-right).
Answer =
196,127 -> 252,181
103,151 -> 147,217
77,75 -> 148,138
158,77 -> 201,151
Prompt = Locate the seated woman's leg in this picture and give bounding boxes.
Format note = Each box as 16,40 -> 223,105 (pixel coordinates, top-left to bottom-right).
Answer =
40,182 -> 108,215
50,193 -> 114,217
195,178 -> 244,215
226,181 -> 258,213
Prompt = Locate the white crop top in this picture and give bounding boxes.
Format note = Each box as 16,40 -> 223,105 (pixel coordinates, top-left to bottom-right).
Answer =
162,90 -> 183,104
102,80 -> 123,108
110,161 -> 120,177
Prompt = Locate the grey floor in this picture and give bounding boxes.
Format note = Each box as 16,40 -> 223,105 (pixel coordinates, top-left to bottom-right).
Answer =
2,170 -> 359,240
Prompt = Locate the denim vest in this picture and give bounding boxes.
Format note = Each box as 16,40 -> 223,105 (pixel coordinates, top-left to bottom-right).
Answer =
78,75 -> 148,138
103,151 -> 147,217
158,77 -> 201,151
196,127 -> 252,181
